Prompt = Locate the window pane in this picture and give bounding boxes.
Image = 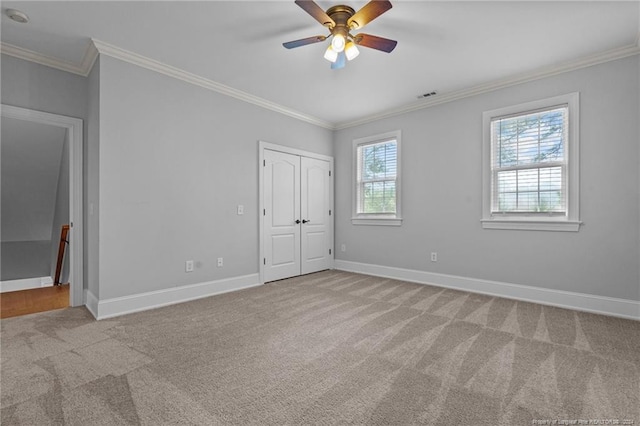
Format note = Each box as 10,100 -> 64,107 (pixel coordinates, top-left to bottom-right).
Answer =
537,110 -> 564,162
517,169 -> 538,192
361,141 -> 396,181
362,180 -> 396,213
539,167 -> 562,191
497,170 -> 516,193
518,191 -> 539,211
494,120 -> 517,167
499,192 -> 517,211
539,191 -> 562,211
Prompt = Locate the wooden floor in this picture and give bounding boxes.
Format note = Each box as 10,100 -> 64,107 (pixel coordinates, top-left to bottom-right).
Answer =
0,285 -> 69,319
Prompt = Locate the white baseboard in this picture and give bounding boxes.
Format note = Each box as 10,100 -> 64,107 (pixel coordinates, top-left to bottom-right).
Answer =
84,289 -> 99,318
0,276 -> 53,293
86,274 -> 261,320
334,260 -> 640,321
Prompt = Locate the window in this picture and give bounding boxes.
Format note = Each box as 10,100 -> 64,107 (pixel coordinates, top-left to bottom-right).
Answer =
482,93 -> 580,231
352,131 -> 402,226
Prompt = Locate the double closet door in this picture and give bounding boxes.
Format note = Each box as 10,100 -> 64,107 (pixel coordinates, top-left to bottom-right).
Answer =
262,148 -> 333,282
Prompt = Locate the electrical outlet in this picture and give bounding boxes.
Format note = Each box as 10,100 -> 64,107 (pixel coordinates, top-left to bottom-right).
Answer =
341,244 -> 346,252
185,260 -> 194,272
237,205 -> 244,215
217,257 -> 223,267
430,252 -> 437,262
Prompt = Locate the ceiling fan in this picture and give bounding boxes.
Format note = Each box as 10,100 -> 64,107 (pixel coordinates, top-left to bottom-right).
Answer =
283,0 -> 397,70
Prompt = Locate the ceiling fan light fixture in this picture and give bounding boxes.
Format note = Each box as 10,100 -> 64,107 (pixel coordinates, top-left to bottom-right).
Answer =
324,45 -> 338,63
345,41 -> 359,61
331,33 -> 346,52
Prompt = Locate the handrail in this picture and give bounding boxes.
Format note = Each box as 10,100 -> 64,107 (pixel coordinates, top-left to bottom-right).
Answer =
53,224 -> 70,286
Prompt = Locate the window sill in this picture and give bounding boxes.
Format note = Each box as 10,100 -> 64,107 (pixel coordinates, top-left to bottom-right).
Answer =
352,217 -> 402,226
481,218 -> 581,232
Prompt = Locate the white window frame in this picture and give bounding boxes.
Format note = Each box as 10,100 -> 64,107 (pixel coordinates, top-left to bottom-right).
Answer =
352,130 -> 402,226
482,93 -> 581,232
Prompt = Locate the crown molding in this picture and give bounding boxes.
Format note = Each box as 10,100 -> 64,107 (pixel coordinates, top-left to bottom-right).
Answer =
0,42 -> 94,76
334,42 -> 640,130
90,39 -> 333,130
80,41 -> 99,76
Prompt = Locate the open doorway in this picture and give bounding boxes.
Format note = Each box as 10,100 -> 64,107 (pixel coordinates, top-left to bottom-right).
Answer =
1,105 -> 83,314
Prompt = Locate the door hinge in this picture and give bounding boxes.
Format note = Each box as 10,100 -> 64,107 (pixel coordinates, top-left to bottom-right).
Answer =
329,170 -> 331,177
329,248 -> 332,255
263,209 -> 266,216
70,222 -> 73,228
264,258 -> 266,265
263,160 -> 266,166
329,210 -> 331,216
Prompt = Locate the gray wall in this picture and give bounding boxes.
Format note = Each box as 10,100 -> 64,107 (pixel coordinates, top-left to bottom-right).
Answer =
334,56 -> 640,301
1,117 -> 66,242
1,55 -> 87,119
86,58 -> 100,297
96,55 -> 333,299
84,58 -> 100,298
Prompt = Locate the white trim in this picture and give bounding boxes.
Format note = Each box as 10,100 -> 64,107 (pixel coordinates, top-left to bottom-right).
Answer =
481,93 -> 580,232
0,276 -> 53,293
86,274 -> 261,320
84,289 -> 99,318
351,218 -> 403,226
335,43 -> 640,130
1,105 -> 84,307
258,141 -> 333,162
352,130 -> 402,225
481,219 -> 581,232
0,42 -> 97,77
258,141 -> 335,284
334,260 -> 640,321
90,39 -> 333,130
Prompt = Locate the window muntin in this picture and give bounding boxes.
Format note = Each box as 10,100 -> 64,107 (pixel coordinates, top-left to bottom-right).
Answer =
491,106 -> 568,215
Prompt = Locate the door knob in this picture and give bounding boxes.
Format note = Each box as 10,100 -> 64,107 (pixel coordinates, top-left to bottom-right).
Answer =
302,219 -> 310,224
295,220 -> 301,224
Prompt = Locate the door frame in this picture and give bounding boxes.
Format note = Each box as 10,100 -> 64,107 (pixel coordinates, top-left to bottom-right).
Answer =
258,141 -> 333,284
1,104 -> 84,307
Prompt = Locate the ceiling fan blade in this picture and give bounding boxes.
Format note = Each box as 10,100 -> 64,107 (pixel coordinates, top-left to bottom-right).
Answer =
331,51 -> 346,69
348,0 -> 393,30
354,33 -> 397,53
283,35 -> 327,49
294,0 -> 335,27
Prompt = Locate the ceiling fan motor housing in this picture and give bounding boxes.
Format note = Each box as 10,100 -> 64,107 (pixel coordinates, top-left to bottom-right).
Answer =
326,5 -> 355,38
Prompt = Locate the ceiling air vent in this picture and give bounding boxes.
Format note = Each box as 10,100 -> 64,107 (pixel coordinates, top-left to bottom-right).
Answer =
417,91 -> 437,99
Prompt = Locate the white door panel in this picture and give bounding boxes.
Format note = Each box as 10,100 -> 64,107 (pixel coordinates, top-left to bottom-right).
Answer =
301,157 -> 332,275
264,150 -> 300,282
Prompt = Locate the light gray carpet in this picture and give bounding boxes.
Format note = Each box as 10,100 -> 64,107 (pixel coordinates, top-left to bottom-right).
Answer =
1,270 -> 639,425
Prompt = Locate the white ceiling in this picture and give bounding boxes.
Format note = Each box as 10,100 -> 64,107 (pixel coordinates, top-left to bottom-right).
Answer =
1,1 -> 639,126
